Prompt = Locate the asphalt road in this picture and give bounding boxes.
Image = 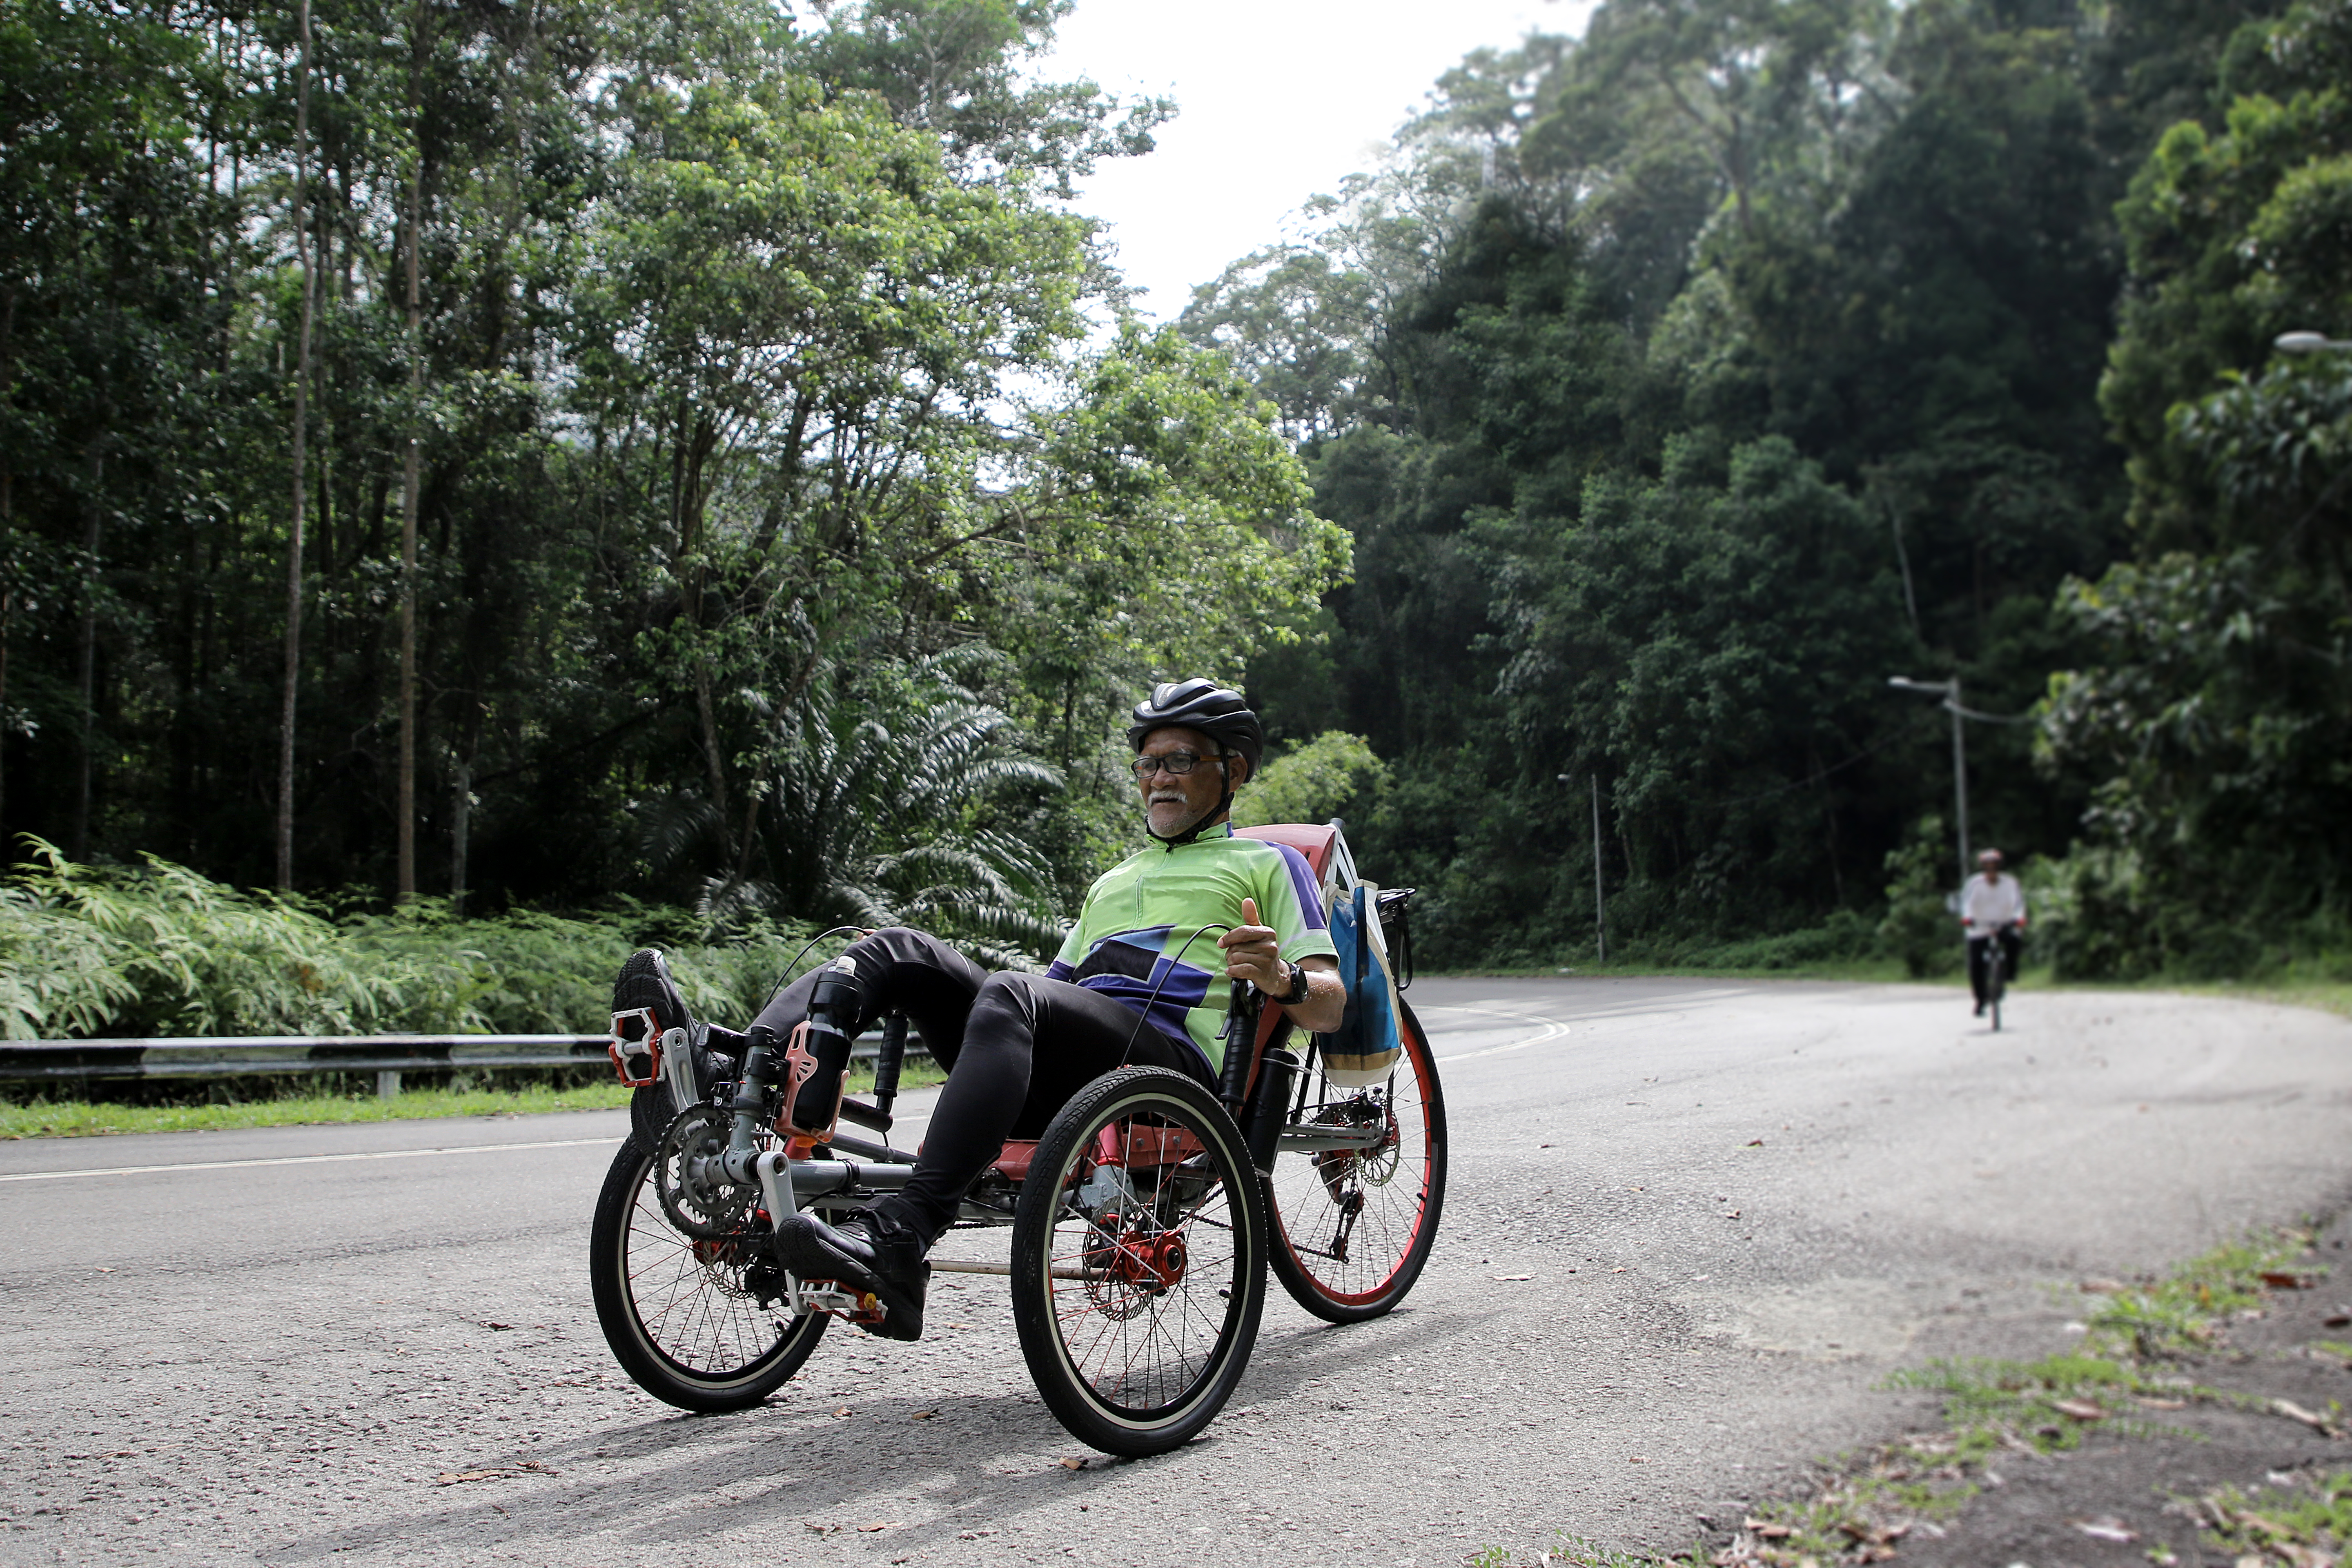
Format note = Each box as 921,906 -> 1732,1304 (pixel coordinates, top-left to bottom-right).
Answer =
5,977 -> 2351,1568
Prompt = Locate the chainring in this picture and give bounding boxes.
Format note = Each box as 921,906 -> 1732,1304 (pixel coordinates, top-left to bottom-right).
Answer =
654,1102 -> 758,1241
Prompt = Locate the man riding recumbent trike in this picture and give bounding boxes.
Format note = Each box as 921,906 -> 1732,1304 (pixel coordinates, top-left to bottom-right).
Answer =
588,680 -> 1450,1456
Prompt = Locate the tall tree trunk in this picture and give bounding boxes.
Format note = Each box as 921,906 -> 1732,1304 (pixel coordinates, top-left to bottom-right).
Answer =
276,0 -> 316,889
0,284 -> 13,528
73,445 -> 104,861
396,58 -> 423,902
0,586 -> 10,844
679,413 -> 736,863
450,704 -> 479,915
0,283 -> 12,844
695,667 -> 732,843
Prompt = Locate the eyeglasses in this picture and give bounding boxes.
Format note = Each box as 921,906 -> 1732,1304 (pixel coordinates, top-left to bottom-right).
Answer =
1131,751 -> 1224,779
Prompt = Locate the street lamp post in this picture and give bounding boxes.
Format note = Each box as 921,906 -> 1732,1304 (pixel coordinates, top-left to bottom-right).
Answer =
1888,676 -> 1970,889
1557,771 -> 1605,963
2276,331 -> 2352,354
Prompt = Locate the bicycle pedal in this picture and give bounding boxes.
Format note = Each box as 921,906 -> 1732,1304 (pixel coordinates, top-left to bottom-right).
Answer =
795,1279 -> 887,1324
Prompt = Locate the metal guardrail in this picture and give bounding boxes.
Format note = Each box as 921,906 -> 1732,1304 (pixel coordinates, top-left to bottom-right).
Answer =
0,1032 -> 928,1098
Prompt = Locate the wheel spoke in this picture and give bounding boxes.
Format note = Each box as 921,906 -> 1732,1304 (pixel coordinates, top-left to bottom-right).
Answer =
1038,1122 -> 1239,1413
1266,1019 -> 1444,1313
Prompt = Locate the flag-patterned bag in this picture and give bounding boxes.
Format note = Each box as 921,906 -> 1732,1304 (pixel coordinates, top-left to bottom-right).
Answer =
1313,883 -> 1406,1087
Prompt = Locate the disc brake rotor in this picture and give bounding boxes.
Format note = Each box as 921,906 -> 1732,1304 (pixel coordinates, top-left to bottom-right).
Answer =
1310,1093 -> 1399,1198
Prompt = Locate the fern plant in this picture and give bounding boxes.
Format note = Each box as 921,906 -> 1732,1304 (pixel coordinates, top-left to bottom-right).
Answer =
644,655 -> 1067,969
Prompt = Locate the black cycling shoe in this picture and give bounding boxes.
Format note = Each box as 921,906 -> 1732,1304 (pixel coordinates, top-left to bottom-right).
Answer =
615,949 -> 712,1149
613,947 -> 694,1037
772,1210 -> 929,1342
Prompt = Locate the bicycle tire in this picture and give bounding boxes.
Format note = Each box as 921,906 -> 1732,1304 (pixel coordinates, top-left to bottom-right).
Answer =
589,1138 -> 826,1412
1988,937 -> 2008,1033
1265,997 -> 1448,1323
1008,1066 -> 1267,1458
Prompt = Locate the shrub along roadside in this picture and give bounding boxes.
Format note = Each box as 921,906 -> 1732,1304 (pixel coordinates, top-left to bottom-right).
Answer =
0,840 -> 860,1042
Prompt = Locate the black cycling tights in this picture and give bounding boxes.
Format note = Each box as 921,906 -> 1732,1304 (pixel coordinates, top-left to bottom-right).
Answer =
747,928 -> 1210,1247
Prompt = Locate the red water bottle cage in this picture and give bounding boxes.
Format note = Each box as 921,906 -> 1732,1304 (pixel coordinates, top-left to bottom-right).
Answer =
775,1019 -> 846,1145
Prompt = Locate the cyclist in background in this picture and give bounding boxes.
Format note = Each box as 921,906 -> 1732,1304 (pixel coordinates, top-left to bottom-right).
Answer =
1960,848 -> 2026,1017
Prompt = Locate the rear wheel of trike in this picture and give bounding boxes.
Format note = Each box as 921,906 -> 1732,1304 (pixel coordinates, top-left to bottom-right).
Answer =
589,1138 -> 826,1412
1265,997 -> 1448,1323
1009,1067 -> 1267,1457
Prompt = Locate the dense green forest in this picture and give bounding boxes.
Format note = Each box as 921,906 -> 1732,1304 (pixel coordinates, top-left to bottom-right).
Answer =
3,0 -> 2348,1015
1187,0 -> 2352,976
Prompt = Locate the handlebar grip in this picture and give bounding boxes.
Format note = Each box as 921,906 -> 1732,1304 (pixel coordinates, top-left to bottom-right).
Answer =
1218,979 -> 1258,1110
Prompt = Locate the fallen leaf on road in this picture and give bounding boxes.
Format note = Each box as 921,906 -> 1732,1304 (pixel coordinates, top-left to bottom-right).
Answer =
1059,1457 -> 1084,1470
2325,1313 -> 2352,1328
2078,1278 -> 2125,1294
911,1410 -> 939,1421
2052,1399 -> 2107,1421
2135,1396 -> 2188,1410
435,1462 -> 552,1486
2072,1517 -> 2138,1543
485,1322 -> 514,1330
1742,1519 -> 1793,1539
1628,1456 -> 1646,1463
1612,1267 -> 1628,1274
1745,1139 -> 1764,1147
832,1407 -> 853,1418
2262,1272 -> 2319,1290
1493,1274 -> 1533,1282
1722,1209 -> 1742,1219
2272,1398 -> 2339,1435
857,1521 -> 899,1532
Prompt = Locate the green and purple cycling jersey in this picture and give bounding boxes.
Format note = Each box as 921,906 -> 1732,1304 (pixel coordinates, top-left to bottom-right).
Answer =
1046,822 -> 1339,1075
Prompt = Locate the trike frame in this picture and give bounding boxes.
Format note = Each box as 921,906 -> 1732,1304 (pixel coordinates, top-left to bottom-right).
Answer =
588,822 -> 1447,1456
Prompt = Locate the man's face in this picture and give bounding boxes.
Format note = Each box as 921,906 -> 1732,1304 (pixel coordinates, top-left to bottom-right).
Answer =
1136,726 -> 1245,838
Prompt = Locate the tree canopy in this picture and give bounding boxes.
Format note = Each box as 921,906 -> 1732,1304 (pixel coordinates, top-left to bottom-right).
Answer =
7,0 -> 2346,981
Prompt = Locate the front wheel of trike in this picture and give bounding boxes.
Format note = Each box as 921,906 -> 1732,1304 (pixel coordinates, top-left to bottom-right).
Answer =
1009,1067 -> 1268,1457
1264,996 -> 1448,1323
589,1136 -> 827,1412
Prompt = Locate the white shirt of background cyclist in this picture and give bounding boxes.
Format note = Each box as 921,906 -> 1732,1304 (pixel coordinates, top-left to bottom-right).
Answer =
1960,873 -> 2027,937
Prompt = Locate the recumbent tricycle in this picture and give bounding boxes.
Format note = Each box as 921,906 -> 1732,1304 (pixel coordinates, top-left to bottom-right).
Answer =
587,822 -> 1448,1456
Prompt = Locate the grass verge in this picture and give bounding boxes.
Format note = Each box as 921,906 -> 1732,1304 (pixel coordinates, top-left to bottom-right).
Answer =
1425,965 -> 2352,1025
2188,1469 -> 2352,1565
0,1082 -> 637,1138
1469,1227 -> 2327,1567
0,1059 -> 948,1138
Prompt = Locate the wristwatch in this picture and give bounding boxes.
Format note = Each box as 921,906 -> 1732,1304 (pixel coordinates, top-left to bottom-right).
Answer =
1275,960 -> 1312,1007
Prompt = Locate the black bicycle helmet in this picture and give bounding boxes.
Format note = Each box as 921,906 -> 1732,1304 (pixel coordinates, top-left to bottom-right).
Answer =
1126,679 -> 1265,771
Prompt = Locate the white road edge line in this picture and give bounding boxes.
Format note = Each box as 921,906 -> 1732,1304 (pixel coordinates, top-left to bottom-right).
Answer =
0,1135 -> 620,1184
1435,1020 -> 1572,1063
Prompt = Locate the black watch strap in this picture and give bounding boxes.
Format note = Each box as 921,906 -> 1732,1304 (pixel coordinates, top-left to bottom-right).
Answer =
1277,961 -> 1312,1007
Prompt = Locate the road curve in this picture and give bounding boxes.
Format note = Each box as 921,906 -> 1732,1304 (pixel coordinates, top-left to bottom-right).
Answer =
3,977 -> 2348,1567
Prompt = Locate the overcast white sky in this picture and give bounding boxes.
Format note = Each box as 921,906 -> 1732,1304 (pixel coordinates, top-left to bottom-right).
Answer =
1038,0 -> 1599,322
